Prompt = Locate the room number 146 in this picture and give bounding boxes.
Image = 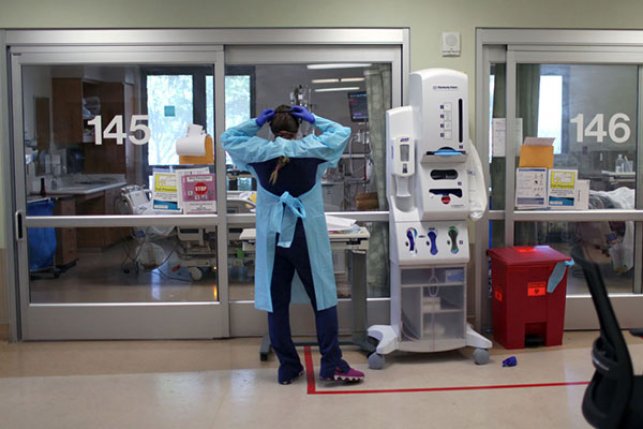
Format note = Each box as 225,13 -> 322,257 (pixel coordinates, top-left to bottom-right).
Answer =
570,113 -> 631,144
87,115 -> 151,145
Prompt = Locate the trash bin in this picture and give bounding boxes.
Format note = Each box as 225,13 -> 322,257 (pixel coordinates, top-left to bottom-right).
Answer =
488,245 -> 572,349
27,198 -> 56,272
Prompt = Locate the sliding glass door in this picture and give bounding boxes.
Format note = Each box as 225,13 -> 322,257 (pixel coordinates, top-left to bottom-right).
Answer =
5,29 -> 408,340
11,45 -> 228,339
477,30 -> 643,330
225,45 -> 403,337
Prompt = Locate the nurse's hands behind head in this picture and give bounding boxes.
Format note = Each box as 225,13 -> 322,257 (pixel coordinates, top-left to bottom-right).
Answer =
290,105 -> 315,124
255,109 -> 275,127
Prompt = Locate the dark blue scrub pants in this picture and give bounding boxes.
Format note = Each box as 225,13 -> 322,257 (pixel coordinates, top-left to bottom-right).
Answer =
268,220 -> 349,382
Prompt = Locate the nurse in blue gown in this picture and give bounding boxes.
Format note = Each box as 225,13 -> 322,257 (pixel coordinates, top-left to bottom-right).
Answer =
222,105 -> 365,384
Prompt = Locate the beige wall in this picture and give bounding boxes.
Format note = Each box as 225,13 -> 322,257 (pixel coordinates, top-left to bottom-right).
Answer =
2,0 -> 643,327
2,0 -> 642,76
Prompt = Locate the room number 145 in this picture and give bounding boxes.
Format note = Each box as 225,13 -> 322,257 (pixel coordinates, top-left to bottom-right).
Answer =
569,113 -> 631,144
87,115 -> 151,145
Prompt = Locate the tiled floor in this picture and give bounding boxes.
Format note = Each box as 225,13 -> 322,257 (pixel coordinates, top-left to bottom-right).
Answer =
2,331 -> 641,428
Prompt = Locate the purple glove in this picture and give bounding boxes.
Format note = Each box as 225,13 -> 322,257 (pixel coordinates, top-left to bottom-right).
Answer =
255,108 -> 275,127
290,105 -> 315,124
502,356 -> 517,367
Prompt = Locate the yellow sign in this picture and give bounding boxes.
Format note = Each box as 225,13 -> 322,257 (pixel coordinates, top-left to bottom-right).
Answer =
550,170 -> 576,189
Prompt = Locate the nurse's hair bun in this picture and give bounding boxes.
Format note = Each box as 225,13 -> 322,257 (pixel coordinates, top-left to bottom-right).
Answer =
270,105 -> 299,137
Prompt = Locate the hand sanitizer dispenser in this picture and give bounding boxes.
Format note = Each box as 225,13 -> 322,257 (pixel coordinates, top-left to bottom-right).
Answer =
392,135 -> 415,198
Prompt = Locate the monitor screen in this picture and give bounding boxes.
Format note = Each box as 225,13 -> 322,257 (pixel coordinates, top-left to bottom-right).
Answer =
347,91 -> 368,122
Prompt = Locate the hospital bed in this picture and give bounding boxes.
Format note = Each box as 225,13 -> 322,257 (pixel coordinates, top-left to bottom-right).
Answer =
119,185 -> 217,280
575,187 -> 634,274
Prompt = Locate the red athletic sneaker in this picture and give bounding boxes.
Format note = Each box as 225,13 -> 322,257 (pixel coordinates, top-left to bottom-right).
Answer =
323,367 -> 365,383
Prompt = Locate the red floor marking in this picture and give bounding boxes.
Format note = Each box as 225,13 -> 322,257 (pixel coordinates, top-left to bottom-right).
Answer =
304,345 -> 317,394
303,346 -> 589,396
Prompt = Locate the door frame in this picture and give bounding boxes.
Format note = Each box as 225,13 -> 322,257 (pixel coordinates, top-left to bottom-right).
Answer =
476,29 -> 643,330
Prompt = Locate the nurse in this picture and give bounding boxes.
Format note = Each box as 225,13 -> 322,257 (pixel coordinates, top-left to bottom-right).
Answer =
221,105 -> 365,385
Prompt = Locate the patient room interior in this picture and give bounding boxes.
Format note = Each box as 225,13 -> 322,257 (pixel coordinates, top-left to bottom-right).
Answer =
23,62 -> 384,304
22,63 -> 639,306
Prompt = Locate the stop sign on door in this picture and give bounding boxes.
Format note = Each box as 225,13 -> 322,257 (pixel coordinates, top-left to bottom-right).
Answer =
194,182 -> 208,195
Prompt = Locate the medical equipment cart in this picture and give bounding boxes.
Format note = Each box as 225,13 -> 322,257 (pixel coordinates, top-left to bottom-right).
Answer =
367,68 -> 491,369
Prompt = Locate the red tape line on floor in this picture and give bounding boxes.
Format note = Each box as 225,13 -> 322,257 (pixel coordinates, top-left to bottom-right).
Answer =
303,346 -> 589,395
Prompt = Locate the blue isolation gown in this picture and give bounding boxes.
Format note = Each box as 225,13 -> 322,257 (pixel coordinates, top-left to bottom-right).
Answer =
221,115 -> 351,312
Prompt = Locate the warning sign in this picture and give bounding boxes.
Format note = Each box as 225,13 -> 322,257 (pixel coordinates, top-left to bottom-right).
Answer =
528,282 -> 547,297
180,173 -> 216,214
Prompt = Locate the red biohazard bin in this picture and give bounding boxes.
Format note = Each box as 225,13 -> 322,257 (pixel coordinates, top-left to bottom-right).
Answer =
488,245 -> 571,349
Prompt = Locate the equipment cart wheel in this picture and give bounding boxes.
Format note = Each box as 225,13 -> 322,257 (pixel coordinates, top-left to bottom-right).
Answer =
188,267 -> 203,281
368,352 -> 386,370
473,348 -> 490,365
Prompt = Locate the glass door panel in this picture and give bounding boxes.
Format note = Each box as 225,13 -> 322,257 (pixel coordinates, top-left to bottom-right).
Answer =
513,64 -> 638,297
514,220 -> 635,297
515,63 -> 637,182
28,225 -> 218,303
489,62 -> 507,249
223,63 -> 390,213
223,46 -> 401,337
223,62 -> 392,308
146,74 -> 196,166
15,49 -> 227,339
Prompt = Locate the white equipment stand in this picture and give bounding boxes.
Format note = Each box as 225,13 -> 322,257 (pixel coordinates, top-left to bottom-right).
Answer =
367,68 -> 492,369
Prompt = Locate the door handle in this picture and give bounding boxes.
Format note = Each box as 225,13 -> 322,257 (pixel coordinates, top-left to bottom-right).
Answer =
14,210 -> 25,241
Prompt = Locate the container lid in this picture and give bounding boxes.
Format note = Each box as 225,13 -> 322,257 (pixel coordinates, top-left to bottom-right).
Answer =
487,245 -> 570,266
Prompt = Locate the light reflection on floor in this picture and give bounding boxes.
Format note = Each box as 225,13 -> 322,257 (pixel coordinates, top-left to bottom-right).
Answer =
30,240 -> 219,304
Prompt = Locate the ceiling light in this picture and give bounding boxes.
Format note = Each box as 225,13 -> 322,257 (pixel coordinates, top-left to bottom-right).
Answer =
311,78 -> 340,84
314,86 -> 361,93
307,63 -> 372,70
340,77 -> 365,83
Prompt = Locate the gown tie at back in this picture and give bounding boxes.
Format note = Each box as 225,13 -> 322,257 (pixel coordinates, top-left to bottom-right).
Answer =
269,191 -> 307,248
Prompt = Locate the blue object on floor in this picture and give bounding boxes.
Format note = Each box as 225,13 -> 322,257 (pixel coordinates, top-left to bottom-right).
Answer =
502,356 -> 518,367
27,198 -> 56,271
